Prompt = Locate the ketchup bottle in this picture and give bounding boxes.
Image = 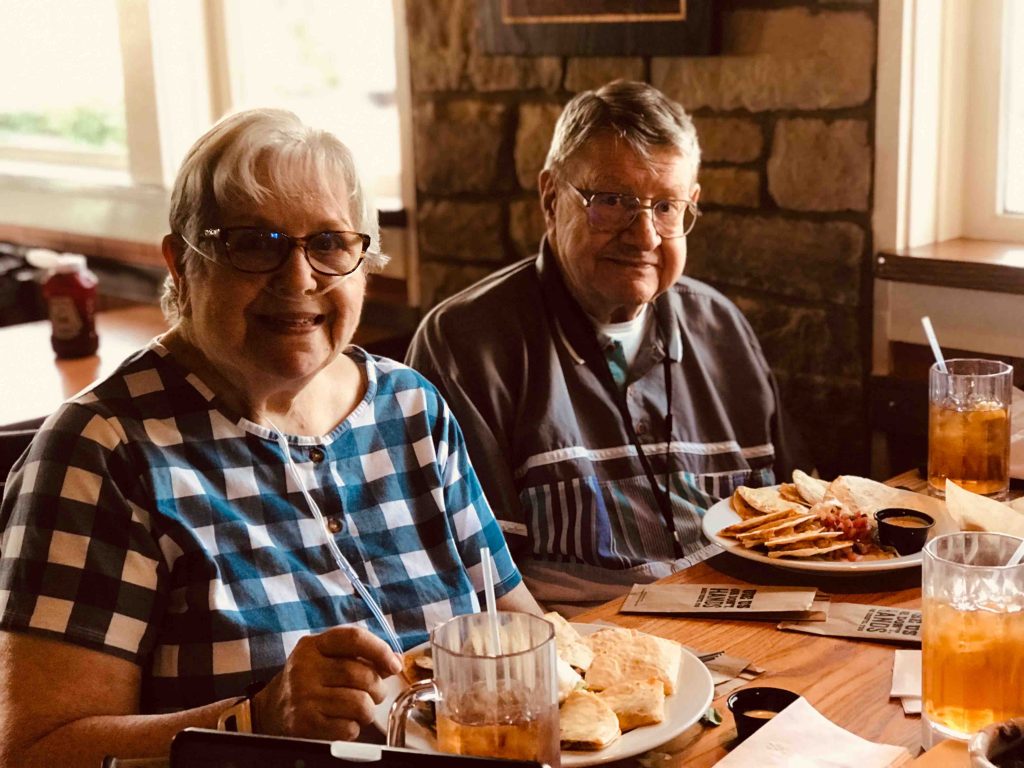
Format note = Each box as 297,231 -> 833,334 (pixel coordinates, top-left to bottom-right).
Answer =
42,254 -> 99,358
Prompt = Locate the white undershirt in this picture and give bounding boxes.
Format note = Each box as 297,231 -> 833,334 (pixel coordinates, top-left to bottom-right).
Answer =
594,304 -> 652,370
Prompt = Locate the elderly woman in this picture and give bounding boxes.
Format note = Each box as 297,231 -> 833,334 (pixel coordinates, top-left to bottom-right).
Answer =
0,109 -> 538,766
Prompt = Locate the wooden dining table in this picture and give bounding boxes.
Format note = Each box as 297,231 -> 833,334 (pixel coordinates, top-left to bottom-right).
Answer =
573,547 -> 969,766
0,303 -> 407,429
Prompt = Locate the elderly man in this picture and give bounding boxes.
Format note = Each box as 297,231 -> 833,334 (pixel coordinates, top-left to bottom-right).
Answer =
407,81 -> 803,614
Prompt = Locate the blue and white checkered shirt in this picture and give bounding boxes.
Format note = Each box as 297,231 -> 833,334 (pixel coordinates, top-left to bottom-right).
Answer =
0,342 -> 521,713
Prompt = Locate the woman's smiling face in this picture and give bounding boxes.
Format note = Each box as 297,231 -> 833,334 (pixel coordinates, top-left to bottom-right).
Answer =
179,170 -> 366,393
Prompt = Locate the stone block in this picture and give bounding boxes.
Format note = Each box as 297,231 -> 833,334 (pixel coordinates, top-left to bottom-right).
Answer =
417,200 -> 504,262
515,103 -> 562,190
405,0 -> 471,92
419,261 -> 496,310
685,212 -> 866,306
468,54 -> 563,93
565,58 -> 645,92
730,294 -> 862,379
698,168 -> 761,208
768,119 -> 871,212
509,197 -> 546,258
652,8 -> 874,111
414,100 -> 509,194
692,117 -> 763,164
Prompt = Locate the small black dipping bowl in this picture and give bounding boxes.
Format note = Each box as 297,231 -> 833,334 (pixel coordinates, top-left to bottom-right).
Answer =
727,687 -> 800,743
875,508 -> 935,556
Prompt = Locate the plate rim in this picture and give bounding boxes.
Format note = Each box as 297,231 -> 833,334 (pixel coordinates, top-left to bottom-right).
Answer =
372,622 -> 715,767
701,489 -> 925,573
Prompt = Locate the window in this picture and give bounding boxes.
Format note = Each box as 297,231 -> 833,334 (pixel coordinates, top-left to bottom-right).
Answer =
0,0 -> 127,172
874,0 -> 1024,251
221,0 -> 402,207
0,0 -> 409,248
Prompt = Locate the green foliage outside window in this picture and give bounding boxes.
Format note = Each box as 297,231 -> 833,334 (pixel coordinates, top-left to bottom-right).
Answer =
0,106 -> 125,149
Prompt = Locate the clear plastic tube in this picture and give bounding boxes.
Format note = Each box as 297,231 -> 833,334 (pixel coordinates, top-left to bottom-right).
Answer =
268,421 -> 403,653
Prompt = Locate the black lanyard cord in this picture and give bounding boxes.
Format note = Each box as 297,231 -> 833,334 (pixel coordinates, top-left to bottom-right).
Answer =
616,355 -> 683,559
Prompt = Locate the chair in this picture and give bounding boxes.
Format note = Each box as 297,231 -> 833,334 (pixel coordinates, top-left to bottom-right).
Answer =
0,416 -> 44,494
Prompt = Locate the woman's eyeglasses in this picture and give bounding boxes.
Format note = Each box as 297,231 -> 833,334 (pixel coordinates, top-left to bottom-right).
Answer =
188,227 -> 371,276
569,185 -> 700,238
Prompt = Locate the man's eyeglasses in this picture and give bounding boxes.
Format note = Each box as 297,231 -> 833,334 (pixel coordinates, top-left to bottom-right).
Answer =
188,227 -> 371,277
569,185 -> 700,238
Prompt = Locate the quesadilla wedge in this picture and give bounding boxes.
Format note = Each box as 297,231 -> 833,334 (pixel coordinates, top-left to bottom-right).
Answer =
560,690 -> 621,750
585,632 -> 681,695
731,488 -> 759,520
545,611 -> 595,671
597,677 -> 666,732
736,486 -> 808,517
767,541 -> 854,559
720,507 -> 804,536
733,514 -> 818,542
778,483 -> 809,506
762,529 -> 845,548
793,469 -> 829,505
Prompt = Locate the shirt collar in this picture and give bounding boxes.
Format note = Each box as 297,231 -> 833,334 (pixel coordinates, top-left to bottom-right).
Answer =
536,237 -> 683,365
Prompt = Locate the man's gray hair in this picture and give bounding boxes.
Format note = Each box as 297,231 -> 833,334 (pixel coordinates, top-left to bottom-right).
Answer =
543,80 -> 701,175
162,108 -> 384,321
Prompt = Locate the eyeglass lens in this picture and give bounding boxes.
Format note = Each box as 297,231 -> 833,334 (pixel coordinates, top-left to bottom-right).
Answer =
223,229 -> 366,275
585,192 -> 698,237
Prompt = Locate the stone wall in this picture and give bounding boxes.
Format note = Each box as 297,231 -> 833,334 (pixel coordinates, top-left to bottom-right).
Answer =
404,0 -> 877,477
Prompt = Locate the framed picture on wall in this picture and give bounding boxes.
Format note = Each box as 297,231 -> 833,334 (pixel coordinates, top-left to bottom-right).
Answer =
478,0 -> 715,56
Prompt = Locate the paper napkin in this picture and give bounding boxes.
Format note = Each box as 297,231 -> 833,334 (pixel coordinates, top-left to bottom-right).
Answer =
891,649 -> 921,716
715,697 -> 912,767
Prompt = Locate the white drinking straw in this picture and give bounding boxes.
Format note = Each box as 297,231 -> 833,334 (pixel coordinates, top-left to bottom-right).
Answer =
921,316 -> 948,374
480,546 -> 503,656
1008,538 -> 1024,566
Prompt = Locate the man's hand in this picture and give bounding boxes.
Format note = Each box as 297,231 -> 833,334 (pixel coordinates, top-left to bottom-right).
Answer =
253,626 -> 403,740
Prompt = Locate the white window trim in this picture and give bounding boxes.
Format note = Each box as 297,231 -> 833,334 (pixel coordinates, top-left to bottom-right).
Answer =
875,0 -> 1024,252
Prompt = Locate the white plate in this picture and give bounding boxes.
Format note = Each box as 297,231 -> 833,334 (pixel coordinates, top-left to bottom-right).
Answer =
373,623 -> 715,767
702,490 -> 952,573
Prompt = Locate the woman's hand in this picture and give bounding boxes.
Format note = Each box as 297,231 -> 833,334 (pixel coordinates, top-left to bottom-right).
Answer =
253,626 -> 403,740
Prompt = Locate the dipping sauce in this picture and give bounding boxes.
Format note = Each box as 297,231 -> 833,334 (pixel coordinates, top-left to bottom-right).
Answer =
744,709 -> 778,720
885,516 -> 931,528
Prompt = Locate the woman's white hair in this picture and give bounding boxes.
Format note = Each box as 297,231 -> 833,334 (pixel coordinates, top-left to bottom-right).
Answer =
544,80 -> 701,175
162,108 -> 385,322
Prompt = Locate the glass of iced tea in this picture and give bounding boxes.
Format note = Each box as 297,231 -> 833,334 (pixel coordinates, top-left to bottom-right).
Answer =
921,532 -> 1024,748
927,359 -> 1012,499
388,612 -> 559,766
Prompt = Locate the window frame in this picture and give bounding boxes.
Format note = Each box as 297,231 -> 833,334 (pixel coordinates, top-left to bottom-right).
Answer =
874,0 -> 1024,252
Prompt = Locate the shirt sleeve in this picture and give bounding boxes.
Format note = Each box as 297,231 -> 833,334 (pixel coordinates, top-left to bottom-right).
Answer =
0,402 -> 166,664
429,389 -> 522,600
407,310 -> 529,550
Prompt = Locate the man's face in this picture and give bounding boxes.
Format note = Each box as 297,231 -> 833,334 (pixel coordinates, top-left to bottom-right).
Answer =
539,133 -> 700,324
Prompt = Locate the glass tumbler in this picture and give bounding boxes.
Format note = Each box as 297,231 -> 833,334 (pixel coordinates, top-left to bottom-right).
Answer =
927,359 -> 1012,499
388,611 -> 559,766
921,532 -> 1024,748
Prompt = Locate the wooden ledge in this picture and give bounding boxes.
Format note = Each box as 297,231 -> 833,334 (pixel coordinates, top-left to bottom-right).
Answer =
876,238 -> 1024,294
